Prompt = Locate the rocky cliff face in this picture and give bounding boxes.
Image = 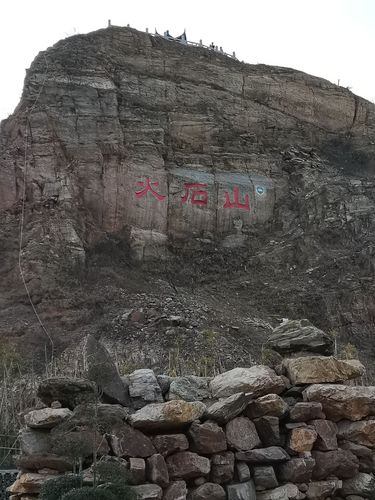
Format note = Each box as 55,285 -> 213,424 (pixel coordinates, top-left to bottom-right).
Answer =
0,26 -> 374,373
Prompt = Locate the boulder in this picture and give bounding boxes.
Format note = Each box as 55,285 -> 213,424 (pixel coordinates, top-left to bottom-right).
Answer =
337,420 -> 375,448
24,408 -> 72,429
277,457 -> 315,483
226,416 -> 261,451
312,449 -> 359,479
131,484 -> 163,500
7,473 -> 57,495
265,319 -> 334,356
146,454 -> 169,488
152,433 -> 189,457
253,465 -> 278,490
130,400 -> 206,431
287,427 -> 317,453
309,419 -> 338,450
245,394 -> 289,419
37,378 -> 96,409
108,422 -> 156,458
288,402 -> 325,422
163,480 -> 187,500
84,335 -> 131,406
256,485 -> 289,500
128,457 -> 146,485
168,376 -> 211,401
166,451 -> 210,480
303,384 -> 375,421
235,446 -> 290,464
226,480 -> 257,500
305,479 -> 342,499
188,420 -> 227,454
341,473 -> 375,498
210,366 -> 286,399
205,393 -> 252,425
191,483 -> 226,500
19,428 -> 51,456
283,356 -> 364,384
254,416 -> 281,446
236,461 -> 251,482
15,454 -> 74,472
128,369 -> 163,409
210,451 -> 235,484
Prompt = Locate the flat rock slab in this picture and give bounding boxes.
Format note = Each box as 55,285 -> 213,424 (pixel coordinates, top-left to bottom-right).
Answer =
210,366 -> 286,399
24,408 -> 72,429
235,446 -> 290,464
37,377 -> 96,409
303,384 -> 375,421
210,451 -> 235,484
283,356 -> 364,384
265,319 -> 334,356
130,400 -> 206,431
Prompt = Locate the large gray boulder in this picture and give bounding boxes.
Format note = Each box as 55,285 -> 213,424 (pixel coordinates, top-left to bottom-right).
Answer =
129,369 -> 163,409
210,366 -> 286,399
265,319 -> 334,356
130,400 -> 206,431
204,392 -> 252,424
168,376 -> 211,401
84,335 -> 131,406
304,384 -> 375,421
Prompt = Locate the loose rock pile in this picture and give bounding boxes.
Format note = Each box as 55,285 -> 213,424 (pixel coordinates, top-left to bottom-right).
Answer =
8,325 -> 375,500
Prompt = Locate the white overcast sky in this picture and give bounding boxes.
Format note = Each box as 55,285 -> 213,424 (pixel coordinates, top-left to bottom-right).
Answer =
0,0 -> 374,120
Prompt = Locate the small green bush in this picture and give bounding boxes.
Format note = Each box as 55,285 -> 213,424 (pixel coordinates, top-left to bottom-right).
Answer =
61,487 -> 116,500
39,475 -> 81,500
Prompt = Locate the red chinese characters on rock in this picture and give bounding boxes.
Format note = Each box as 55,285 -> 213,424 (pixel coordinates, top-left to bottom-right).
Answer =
224,187 -> 250,211
181,183 -> 208,206
135,178 -> 166,201
134,179 -> 251,211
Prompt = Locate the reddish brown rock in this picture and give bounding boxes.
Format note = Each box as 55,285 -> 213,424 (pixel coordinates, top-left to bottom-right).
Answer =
109,422 -> 156,458
225,416 -> 261,451
254,416 -> 280,446
337,419 -> 375,448
188,421 -> 227,454
309,419 -> 338,451
289,402 -> 325,422
152,433 -> 189,457
166,451 -> 210,480
146,454 -> 169,488
303,384 -> 375,421
312,449 -> 359,479
287,427 -> 317,453
210,451 -> 234,484
245,394 -> 289,419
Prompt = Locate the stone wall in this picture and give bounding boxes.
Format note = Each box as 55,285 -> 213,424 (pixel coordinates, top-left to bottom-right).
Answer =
8,335 -> 375,500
